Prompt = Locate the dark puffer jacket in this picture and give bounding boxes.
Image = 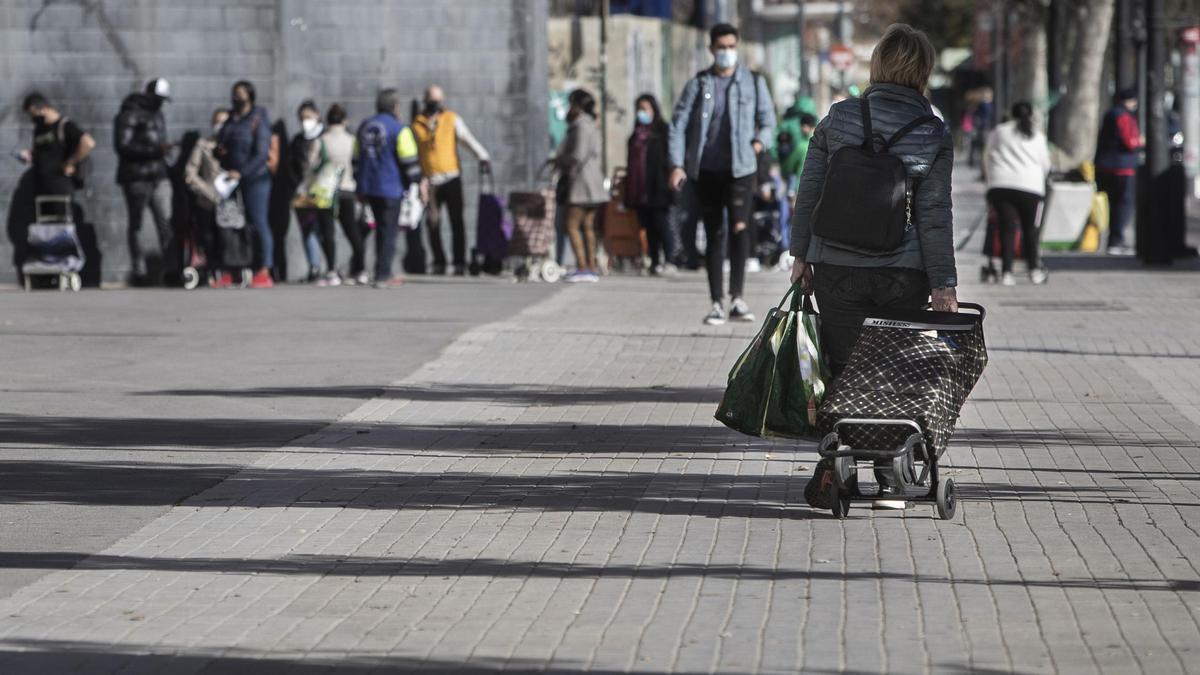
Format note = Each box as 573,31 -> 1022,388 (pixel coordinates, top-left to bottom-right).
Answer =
113,93 -> 169,185
790,83 -> 957,288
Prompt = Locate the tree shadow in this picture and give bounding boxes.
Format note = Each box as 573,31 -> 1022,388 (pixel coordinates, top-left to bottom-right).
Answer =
0,462 -> 825,520
0,552 -> 1195,595
0,412 -> 784,455
132,383 -> 725,405
0,414 -> 327,450
1039,252 -> 1200,272
955,427 -> 1179,448
0,640 -> 689,675
989,345 -> 1200,360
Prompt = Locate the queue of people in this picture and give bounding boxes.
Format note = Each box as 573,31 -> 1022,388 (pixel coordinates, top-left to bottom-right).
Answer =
14,78 -> 491,290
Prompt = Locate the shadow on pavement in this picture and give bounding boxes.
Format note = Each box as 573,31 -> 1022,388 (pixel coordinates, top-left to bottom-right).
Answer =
989,345 -> 1200,360
0,414 -> 768,455
0,414 -> 325,449
0,552 -> 1195,594
1040,253 -> 1200,272
0,640 -> 702,675
133,383 -> 726,405
956,427 -> 1181,448
0,463 -> 823,517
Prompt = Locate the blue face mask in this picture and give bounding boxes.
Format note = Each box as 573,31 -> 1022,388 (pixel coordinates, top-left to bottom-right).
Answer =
636,110 -> 653,126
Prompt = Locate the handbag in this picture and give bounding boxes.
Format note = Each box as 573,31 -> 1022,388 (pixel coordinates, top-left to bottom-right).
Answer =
215,192 -> 246,230
398,187 -> 424,230
715,283 -> 830,439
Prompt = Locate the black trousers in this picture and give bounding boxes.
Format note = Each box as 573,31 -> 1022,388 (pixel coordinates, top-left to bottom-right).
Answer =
697,171 -> 755,302
986,187 -> 1043,272
812,264 -> 931,379
1096,171 -> 1136,248
636,206 -> 668,267
426,177 -> 466,268
123,179 -> 174,276
335,193 -> 365,277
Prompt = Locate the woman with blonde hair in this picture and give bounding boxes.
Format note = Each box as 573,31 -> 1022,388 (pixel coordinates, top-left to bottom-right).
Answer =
790,23 -> 958,510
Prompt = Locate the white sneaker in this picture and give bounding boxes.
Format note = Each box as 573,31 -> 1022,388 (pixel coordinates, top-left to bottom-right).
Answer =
873,486 -> 907,510
1030,267 -> 1048,285
1001,271 -> 1016,286
729,297 -> 755,322
746,258 -> 762,273
1107,245 -> 1135,256
703,302 -> 726,326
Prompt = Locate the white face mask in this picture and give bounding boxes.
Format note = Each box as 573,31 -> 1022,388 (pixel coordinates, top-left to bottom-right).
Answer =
212,124 -> 224,137
301,117 -> 322,139
714,48 -> 738,70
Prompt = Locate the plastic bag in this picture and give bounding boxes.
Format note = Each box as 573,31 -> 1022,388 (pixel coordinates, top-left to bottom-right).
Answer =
715,283 -> 830,439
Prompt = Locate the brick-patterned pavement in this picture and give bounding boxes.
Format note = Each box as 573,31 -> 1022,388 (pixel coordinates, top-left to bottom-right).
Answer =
1,171 -> 1199,673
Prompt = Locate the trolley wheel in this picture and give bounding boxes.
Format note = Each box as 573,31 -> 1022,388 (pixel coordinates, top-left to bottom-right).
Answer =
69,273 -> 82,292
936,478 -> 957,520
833,455 -> 854,490
541,261 -> 563,283
831,484 -> 850,519
23,275 -> 32,292
182,266 -> 201,290
239,269 -> 251,288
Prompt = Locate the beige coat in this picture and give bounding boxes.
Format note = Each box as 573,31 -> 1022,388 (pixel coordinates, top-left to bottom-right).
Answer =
554,116 -> 607,206
184,137 -> 223,210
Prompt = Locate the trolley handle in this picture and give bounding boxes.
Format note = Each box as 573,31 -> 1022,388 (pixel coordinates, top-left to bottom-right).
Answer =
920,301 -> 986,323
480,162 -> 496,195
957,303 -> 986,322
35,196 -> 74,224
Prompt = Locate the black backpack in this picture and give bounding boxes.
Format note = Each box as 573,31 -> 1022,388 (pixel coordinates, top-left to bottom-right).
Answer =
810,98 -> 937,252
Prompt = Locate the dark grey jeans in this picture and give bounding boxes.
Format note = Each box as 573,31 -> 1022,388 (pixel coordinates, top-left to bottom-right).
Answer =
123,179 -> 174,276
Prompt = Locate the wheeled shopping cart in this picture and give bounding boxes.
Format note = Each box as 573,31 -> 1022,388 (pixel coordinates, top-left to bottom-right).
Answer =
507,168 -> 563,283
816,304 -> 987,520
22,196 -> 85,292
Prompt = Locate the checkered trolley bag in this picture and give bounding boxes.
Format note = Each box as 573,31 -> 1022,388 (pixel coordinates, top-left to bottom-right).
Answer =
506,181 -> 563,282
815,303 -> 987,520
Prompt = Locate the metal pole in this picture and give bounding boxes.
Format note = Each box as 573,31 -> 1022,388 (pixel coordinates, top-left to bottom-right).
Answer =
992,2 -> 1006,129
1140,0 -> 1170,263
600,0 -> 609,177
1115,0 -> 1136,92
1047,0 -> 1063,139
797,0 -> 808,98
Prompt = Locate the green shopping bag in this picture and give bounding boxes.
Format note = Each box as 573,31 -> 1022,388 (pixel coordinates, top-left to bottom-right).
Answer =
715,283 -> 830,439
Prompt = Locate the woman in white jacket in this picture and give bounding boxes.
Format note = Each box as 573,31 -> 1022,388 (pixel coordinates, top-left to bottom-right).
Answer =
983,101 -> 1051,285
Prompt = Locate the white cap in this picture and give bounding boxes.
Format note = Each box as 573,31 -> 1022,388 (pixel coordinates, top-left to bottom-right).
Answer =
146,78 -> 171,100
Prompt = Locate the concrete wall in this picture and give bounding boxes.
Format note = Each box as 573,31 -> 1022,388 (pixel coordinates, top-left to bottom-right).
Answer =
0,0 -> 549,283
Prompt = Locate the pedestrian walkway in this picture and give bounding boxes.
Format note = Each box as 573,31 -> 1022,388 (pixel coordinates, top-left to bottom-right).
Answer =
1,174 -> 1200,674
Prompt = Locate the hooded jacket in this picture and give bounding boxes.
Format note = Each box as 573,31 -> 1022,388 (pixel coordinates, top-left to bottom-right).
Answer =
113,93 -> 169,185
790,83 -> 957,289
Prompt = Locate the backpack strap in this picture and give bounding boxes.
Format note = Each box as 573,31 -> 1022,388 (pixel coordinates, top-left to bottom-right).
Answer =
859,97 -> 874,151
883,115 -> 939,150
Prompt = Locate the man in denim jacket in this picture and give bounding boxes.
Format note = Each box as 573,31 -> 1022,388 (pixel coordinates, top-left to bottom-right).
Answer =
669,23 -> 776,326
